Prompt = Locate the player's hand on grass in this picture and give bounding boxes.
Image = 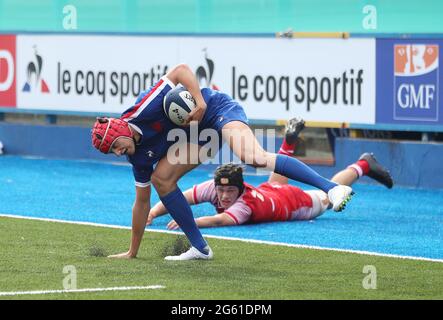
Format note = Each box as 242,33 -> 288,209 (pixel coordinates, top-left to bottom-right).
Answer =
185,102 -> 207,124
107,251 -> 136,259
167,220 -> 180,231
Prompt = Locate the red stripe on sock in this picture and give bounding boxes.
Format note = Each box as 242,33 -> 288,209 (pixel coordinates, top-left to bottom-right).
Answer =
280,139 -> 296,155
278,148 -> 293,156
356,159 -> 370,175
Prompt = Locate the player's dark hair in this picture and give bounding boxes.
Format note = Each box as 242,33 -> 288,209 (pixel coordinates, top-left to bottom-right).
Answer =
214,163 -> 245,195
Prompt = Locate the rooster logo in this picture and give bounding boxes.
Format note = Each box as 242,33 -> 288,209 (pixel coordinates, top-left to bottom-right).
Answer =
22,46 -> 50,93
196,48 -> 219,90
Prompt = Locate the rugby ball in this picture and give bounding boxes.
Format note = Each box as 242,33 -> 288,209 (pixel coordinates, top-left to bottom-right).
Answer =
163,87 -> 196,126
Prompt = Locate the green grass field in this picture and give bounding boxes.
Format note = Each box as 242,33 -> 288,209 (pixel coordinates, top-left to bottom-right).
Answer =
0,216 -> 442,300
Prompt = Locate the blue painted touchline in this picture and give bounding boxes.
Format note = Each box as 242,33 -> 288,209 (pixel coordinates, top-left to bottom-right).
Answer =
1,156 -> 442,260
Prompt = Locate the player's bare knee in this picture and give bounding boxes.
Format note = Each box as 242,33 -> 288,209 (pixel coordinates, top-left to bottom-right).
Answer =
250,158 -> 268,168
151,173 -> 177,196
239,154 -> 265,168
249,152 -> 274,169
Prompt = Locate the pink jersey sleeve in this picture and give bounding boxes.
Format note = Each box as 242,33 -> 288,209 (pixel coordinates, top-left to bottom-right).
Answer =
224,196 -> 252,225
193,180 -> 217,205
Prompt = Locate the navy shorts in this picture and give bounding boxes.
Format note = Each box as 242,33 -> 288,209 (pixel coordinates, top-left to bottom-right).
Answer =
201,92 -> 249,133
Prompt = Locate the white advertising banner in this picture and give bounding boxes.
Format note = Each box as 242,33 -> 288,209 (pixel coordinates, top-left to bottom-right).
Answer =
16,35 -> 175,113
15,35 -> 375,123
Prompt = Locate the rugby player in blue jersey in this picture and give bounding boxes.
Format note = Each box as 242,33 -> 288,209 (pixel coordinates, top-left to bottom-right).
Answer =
91,63 -> 353,261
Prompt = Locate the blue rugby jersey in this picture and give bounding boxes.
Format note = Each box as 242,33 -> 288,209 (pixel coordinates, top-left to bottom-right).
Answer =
120,76 -> 248,187
120,76 -> 177,187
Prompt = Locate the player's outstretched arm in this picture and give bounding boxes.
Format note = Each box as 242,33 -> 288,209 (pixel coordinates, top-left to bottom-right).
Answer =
146,188 -> 196,226
167,213 -> 236,230
108,186 -> 151,259
165,63 -> 207,123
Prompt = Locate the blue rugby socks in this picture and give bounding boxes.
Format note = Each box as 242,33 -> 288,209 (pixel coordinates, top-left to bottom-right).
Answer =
160,188 -> 209,254
274,154 -> 337,193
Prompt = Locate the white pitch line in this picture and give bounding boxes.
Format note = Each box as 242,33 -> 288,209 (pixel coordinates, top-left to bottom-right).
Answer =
0,285 -> 165,297
1,213 -> 443,264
